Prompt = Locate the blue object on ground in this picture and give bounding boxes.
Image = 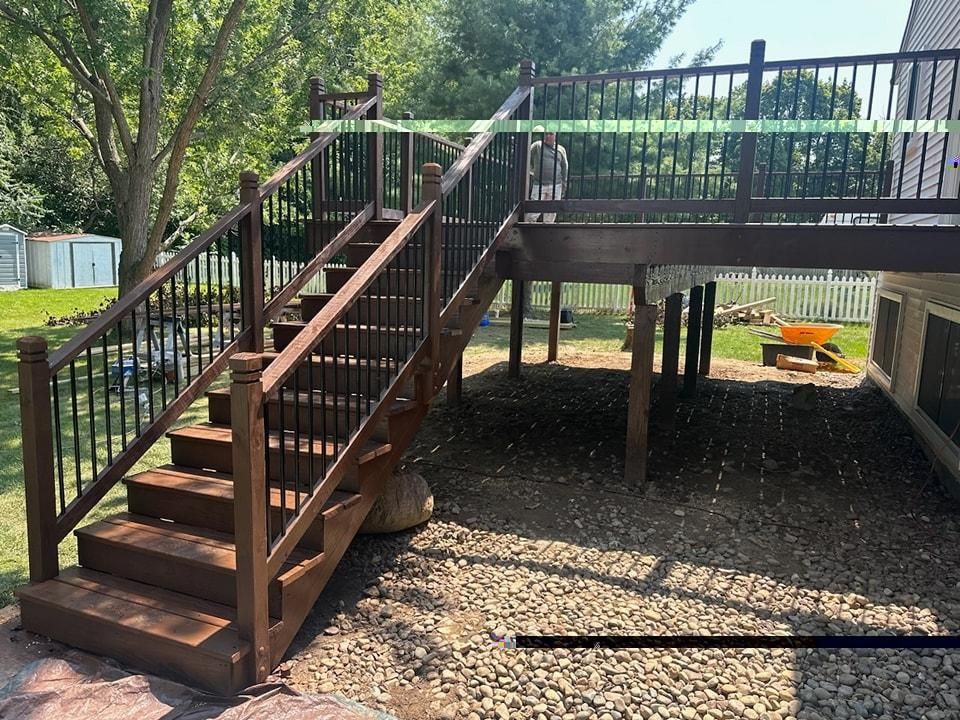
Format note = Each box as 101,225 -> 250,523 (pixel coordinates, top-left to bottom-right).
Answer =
479,313 -> 490,326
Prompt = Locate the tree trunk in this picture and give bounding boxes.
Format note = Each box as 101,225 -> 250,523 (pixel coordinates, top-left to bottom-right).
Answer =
115,166 -> 159,297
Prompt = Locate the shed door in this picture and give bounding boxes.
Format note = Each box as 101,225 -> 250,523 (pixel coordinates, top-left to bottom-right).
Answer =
71,243 -> 116,287
0,236 -> 20,287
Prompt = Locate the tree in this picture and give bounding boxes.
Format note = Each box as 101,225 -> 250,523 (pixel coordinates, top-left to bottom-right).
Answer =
413,0 -> 701,119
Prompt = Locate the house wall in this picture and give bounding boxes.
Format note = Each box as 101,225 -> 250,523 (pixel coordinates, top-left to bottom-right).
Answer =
867,1 -> 960,489
867,273 -> 960,490
889,0 -> 960,226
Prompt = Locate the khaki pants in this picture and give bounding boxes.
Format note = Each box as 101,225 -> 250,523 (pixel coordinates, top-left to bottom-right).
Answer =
524,182 -> 563,223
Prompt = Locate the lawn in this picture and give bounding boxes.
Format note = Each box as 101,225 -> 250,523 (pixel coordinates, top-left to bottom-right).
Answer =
466,312 -> 870,363
0,290 -> 870,606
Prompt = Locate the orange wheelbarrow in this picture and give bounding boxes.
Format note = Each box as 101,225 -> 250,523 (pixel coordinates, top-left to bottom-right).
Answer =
775,322 -> 859,373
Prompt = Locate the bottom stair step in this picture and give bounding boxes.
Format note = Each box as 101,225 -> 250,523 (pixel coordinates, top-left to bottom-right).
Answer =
17,567 -> 281,695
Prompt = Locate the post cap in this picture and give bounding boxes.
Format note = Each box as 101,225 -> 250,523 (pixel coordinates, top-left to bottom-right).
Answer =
422,162 -> 442,181
230,352 -> 263,381
17,336 -> 48,358
402,111 -> 414,120
310,76 -> 325,91
519,60 -> 536,85
367,72 -> 383,91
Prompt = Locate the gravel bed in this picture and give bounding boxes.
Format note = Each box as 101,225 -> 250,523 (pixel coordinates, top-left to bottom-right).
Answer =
280,360 -> 960,720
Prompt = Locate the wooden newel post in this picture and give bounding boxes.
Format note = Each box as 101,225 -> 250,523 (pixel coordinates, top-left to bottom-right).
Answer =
400,112 -> 415,214
734,39 -> 765,223
230,352 -> 270,684
18,337 -> 58,583
309,77 -> 327,246
422,163 -> 444,391
367,73 -> 384,219
239,171 -> 264,353
517,60 -> 536,207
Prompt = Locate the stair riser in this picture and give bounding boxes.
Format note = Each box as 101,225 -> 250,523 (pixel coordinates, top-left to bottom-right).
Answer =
272,323 -> 420,358
301,297 -> 424,325
207,392 -> 390,442
76,534 -> 284,615
271,362 -> 395,396
325,268 -> 425,296
18,600 -> 245,695
124,483 -> 326,550
171,435 -> 346,485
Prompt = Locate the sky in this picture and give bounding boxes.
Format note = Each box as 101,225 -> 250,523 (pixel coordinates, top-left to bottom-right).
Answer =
652,0 -> 913,68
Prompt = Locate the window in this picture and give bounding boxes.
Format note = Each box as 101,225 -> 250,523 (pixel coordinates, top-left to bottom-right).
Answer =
917,304 -> 960,448
872,293 -> 901,378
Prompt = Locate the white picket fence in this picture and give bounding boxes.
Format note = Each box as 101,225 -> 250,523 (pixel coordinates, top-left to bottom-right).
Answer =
715,269 -> 877,323
489,281 -> 633,316
154,252 -> 877,323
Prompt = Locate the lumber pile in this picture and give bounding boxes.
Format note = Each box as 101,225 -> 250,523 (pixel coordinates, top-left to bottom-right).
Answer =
714,297 -> 781,327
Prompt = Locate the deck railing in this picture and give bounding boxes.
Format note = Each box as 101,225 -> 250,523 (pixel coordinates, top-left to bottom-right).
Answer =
525,41 -> 960,224
228,82 -> 530,681
17,80 -> 380,584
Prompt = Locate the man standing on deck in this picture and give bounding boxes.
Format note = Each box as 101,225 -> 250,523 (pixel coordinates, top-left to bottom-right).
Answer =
524,125 -> 568,223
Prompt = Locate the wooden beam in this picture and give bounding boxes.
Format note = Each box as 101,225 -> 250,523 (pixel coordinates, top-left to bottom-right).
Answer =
513,223 -> 960,273
447,355 -> 463,405
682,286 -> 703,398
547,281 -> 562,362
659,293 -> 683,411
625,304 -> 656,484
699,281 -> 717,377
508,279 -> 524,379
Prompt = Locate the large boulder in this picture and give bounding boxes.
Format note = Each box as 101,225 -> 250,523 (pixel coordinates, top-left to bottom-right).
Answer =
359,471 -> 433,534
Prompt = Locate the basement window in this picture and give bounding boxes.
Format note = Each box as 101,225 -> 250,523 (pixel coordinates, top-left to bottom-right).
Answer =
917,303 -> 960,448
871,293 -> 901,379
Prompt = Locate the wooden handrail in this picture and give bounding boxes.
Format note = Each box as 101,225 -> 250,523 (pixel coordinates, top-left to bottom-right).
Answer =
440,86 -> 530,196
260,198 -> 437,397
533,63 -> 751,86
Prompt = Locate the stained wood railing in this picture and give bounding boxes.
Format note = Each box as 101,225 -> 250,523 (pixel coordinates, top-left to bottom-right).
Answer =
17,81 -> 380,583
229,81 -> 531,682
525,40 -> 960,224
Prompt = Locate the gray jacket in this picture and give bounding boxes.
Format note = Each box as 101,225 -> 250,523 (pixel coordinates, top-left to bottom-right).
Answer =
529,140 -> 568,187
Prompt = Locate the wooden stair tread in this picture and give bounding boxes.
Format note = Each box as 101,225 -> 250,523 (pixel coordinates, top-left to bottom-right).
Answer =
75,512 -> 315,577
207,387 -> 417,415
167,423 -> 392,464
124,465 -> 362,518
260,351 -> 400,371
272,320 -> 422,333
17,567 -> 276,662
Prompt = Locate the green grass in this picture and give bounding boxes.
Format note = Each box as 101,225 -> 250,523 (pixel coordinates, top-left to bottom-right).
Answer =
0,291 -> 871,607
466,312 -> 870,363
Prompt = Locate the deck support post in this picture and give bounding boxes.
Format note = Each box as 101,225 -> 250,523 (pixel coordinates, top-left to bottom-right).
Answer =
682,285 -> 704,398
508,279 -> 525,379
447,355 -> 463,405
230,353 -> 270,685
699,281 -> 717,376
18,337 -> 59,583
659,292 -> 683,412
626,303 -> 656,484
239,171 -> 264,353
547,281 -> 562,362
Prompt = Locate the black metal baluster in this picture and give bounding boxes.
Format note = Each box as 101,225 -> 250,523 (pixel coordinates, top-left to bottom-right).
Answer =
801,64 -> 820,198
116,319 -> 127,450
182,268 -> 192,385
819,64 -> 840,197
857,62 -> 879,198
938,58 -> 959,199
85,347 -> 98,480
917,58 -> 938,199
69,361 -> 82,495
101,336 -> 113,466
838,63 -> 858,197
52,374 -> 65,512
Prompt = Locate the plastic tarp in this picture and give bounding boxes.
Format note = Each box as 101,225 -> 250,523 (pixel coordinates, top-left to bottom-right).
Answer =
0,654 -> 396,720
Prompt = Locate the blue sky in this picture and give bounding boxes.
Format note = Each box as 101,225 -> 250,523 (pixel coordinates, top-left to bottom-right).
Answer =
652,0 -> 913,68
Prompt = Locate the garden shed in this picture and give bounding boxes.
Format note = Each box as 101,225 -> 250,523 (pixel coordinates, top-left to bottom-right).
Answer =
0,224 -> 28,289
26,232 -> 122,288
